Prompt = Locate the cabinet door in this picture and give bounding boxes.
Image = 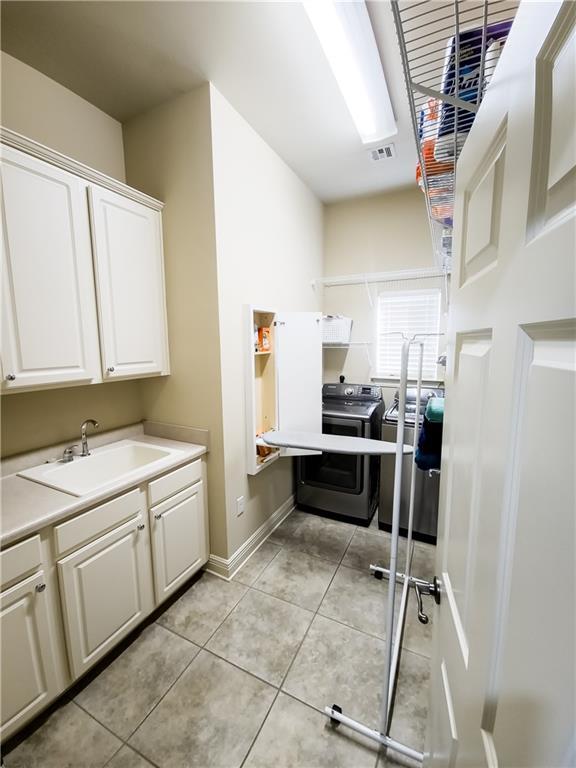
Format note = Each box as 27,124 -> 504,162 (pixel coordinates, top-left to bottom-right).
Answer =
275,311 -> 322,456
150,480 -> 207,604
0,571 -> 60,740
88,186 -> 169,380
58,516 -> 153,679
1,147 -> 101,391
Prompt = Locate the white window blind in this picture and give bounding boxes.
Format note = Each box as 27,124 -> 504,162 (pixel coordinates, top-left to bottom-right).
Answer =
376,289 -> 441,379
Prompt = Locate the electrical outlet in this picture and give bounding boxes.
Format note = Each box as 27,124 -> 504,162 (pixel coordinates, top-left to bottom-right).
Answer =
236,495 -> 245,517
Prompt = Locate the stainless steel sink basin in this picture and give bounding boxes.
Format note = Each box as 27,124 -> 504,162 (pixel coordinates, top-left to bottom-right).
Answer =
18,440 -> 183,496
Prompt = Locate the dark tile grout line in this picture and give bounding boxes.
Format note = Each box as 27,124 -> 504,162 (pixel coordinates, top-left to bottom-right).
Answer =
238,520 -> 351,768
6,512 -> 433,768
235,513 -> 434,768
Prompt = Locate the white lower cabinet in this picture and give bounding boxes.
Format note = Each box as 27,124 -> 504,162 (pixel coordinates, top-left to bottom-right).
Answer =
1,457 -> 208,740
57,514 -> 153,679
150,479 -> 207,603
0,571 -> 60,740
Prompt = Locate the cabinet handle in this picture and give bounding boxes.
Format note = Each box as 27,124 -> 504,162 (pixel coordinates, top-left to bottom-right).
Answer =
35,583 -> 46,593
107,367 -> 115,373
5,374 -> 16,381
154,513 -> 163,520
137,523 -> 145,530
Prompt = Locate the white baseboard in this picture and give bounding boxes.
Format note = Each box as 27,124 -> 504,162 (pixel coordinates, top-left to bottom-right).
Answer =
205,495 -> 294,580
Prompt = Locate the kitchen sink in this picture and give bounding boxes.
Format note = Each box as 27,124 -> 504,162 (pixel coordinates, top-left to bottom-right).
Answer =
18,440 -> 183,496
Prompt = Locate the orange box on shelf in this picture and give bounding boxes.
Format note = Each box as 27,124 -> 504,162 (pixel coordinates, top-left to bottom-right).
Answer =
257,326 -> 271,352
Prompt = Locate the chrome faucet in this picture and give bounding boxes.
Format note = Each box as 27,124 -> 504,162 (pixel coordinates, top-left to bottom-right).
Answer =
80,419 -> 99,457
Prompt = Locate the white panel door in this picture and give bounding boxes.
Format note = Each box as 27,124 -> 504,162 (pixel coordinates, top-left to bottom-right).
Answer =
0,147 -> 101,390
58,515 -> 153,679
150,480 -> 207,604
275,311 -> 322,457
427,3 -> 575,767
0,571 -> 60,740
89,186 -> 169,380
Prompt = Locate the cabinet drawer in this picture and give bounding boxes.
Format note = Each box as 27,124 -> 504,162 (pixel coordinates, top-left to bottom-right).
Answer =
0,535 -> 42,589
53,489 -> 142,556
148,460 -> 201,506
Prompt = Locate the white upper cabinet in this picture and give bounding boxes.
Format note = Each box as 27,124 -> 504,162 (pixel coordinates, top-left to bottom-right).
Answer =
89,186 -> 170,380
0,135 -> 169,392
1,147 -> 101,390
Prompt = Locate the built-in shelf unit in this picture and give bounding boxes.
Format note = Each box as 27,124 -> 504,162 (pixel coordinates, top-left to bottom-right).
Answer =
245,307 -> 280,474
244,305 -> 323,476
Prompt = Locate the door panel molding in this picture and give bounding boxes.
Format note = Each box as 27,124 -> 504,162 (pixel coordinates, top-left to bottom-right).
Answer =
527,2 -> 576,240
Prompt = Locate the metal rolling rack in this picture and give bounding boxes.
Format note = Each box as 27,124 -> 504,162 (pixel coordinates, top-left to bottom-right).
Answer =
391,0 -> 518,271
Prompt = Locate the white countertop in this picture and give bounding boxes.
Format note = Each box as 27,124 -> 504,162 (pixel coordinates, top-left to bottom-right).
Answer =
1,435 -> 207,549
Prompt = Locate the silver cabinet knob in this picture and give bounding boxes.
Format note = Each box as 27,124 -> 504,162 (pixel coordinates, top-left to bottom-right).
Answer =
35,583 -> 46,593
137,524 -> 145,530
154,513 -> 163,520
107,366 -> 115,373
5,374 -> 16,381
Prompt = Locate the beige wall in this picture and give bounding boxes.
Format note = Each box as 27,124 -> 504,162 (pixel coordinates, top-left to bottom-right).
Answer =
122,85 -> 229,558
0,53 -> 145,458
1,52 -> 125,180
210,85 -> 323,557
322,187 -> 439,404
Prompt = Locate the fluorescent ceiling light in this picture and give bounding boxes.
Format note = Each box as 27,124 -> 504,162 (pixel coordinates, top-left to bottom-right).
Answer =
303,0 -> 397,144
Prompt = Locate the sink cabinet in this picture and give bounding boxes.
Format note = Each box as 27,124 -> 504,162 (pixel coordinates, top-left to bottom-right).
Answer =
150,474 -> 208,603
58,506 -> 154,679
0,138 -> 170,392
0,455 -> 208,741
0,571 -> 60,741
0,535 -> 62,742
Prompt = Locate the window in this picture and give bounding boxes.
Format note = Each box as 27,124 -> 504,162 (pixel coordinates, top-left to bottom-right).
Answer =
376,289 -> 441,379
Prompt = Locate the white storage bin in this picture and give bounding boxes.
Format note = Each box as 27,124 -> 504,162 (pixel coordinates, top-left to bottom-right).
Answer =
322,315 -> 353,345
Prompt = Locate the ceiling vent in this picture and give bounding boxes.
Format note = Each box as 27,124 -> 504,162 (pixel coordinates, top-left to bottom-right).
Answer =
369,143 -> 396,162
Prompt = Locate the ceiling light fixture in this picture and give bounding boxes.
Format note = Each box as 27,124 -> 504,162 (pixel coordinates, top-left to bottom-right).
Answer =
303,0 -> 397,144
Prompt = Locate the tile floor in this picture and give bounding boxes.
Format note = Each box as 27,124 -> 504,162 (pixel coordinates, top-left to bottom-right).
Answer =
3,510 -> 435,768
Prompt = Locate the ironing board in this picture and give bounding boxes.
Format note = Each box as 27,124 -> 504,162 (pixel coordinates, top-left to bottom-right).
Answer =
262,430 -> 413,455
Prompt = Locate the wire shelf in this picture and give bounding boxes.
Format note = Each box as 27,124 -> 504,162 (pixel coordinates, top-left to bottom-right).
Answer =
391,0 -> 518,271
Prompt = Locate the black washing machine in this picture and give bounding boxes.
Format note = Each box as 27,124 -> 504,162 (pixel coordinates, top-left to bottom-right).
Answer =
296,383 -> 384,525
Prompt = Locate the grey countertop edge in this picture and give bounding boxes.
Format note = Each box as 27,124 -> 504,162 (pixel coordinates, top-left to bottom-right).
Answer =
1,435 -> 208,549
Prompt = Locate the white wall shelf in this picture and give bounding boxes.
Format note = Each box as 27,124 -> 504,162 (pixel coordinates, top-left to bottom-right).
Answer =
323,342 -> 371,348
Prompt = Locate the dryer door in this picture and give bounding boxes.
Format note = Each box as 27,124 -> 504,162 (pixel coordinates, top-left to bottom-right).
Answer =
299,416 -> 364,494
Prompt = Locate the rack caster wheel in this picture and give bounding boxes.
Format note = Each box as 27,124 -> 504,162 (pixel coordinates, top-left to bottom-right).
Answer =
330,704 -> 343,727
374,570 -> 383,580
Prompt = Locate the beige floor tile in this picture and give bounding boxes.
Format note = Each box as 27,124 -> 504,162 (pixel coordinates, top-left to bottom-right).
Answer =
319,564 -> 402,639
389,649 -> 431,752
282,512 -> 356,563
107,745 -> 155,768
206,589 -> 313,686
244,692 -> 379,768
129,651 -> 276,768
254,547 -> 337,610
75,623 -> 199,739
342,527 -> 407,573
231,541 -> 282,586
283,614 -> 387,730
3,701 -> 121,768
157,571 -> 247,645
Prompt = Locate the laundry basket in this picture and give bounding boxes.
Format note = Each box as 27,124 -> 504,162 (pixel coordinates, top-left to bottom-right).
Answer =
322,315 -> 353,345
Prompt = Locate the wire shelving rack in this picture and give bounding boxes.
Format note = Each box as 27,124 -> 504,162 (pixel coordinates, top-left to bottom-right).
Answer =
391,0 -> 518,271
